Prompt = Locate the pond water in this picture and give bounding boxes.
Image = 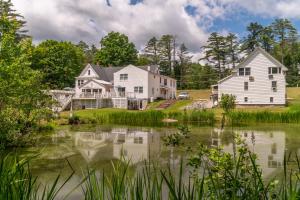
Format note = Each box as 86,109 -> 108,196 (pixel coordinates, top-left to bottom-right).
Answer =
9,124 -> 300,199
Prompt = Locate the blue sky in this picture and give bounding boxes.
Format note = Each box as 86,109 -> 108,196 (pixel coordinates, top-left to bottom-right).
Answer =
11,0 -> 300,54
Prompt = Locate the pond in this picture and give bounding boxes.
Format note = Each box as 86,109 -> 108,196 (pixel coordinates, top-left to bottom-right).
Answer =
9,124 -> 300,199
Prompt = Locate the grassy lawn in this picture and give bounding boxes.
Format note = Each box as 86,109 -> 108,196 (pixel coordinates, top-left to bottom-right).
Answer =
59,87 -> 300,124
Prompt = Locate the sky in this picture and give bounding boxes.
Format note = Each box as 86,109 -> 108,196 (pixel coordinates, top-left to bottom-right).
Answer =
11,0 -> 300,55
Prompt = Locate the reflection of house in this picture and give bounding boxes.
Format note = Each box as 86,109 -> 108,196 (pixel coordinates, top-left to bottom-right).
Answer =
211,128 -> 285,178
74,132 -> 113,162
112,128 -> 160,164
73,128 -> 161,164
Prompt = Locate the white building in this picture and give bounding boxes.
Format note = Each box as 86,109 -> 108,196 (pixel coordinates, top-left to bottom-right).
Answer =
212,47 -> 287,106
67,64 -> 176,110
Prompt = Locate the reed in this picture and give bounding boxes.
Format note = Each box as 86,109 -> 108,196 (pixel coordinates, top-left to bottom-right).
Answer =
0,154 -> 72,200
228,110 -> 300,125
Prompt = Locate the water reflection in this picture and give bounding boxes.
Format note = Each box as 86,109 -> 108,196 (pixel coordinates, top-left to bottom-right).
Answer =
211,128 -> 285,177
65,127 -> 162,165
24,125 -> 296,182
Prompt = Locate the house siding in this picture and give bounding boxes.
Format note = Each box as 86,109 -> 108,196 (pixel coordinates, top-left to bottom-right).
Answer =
114,65 -> 149,99
218,52 -> 286,105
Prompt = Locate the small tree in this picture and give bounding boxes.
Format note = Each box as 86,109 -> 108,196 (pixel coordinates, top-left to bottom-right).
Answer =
220,94 -> 236,114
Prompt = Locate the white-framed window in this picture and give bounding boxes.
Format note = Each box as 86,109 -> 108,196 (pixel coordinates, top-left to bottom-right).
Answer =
244,97 -> 248,102
120,74 -> 128,81
78,80 -> 84,86
268,67 -> 281,74
152,88 -> 154,95
272,81 -> 277,92
88,70 -> 90,75
134,86 -> 143,93
270,97 -> 274,103
239,68 -> 251,76
134,137 -> 143,144
244,82 -> 249,91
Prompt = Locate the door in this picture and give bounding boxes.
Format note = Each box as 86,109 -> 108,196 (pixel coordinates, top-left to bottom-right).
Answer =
118,87 -> 126,97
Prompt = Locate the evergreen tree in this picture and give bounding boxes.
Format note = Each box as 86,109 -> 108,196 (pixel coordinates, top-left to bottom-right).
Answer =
259,26 -> 275,53
201,32 -> 227,78
272,18 -> 298,64
176,43 -> 192,89
225,33 -> 240,68
143,37 -> 159,65
158,35 -> 174,76
242,22 -> 264,53
76,41 -> 97,64
0,0 -> 27,40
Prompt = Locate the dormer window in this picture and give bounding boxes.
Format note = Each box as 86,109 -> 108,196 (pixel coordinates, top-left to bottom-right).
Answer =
239,68 -> 251,76
88,70 -> 90,75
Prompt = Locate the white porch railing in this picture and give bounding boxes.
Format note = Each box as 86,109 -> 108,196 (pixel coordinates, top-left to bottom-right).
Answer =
79,92 -> 137,99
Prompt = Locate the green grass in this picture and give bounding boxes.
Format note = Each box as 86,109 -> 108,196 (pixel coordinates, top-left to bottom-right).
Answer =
4,141 -> 300,199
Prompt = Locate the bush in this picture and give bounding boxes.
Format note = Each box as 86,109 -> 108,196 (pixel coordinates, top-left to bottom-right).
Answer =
68,115 -> 80,125
220,94 -> 236,113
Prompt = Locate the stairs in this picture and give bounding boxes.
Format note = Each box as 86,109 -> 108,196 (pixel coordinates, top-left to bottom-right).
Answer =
156,99 -> 177,109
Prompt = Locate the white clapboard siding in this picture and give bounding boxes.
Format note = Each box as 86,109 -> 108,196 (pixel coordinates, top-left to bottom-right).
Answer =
218,49 -> 286,105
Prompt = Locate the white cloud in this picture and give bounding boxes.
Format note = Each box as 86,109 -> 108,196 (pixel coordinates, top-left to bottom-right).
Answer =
11,0 -> 228,52
219,0 -> 300,18
12,0 -> 300,54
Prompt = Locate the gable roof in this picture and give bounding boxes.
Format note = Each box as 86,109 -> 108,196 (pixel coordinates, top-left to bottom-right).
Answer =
90,64 -> 124,82
235,47 -> 288,71
218,47 -> 288,84
79,79 -> 112,89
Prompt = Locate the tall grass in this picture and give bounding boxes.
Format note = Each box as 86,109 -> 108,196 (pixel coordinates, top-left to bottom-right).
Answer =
228,110 -> 300,125
71,110 -> 215,126
0,154 -> 73,200
3,147 -> 300,199
167,110 -> 215,125
93,110 -> 166,126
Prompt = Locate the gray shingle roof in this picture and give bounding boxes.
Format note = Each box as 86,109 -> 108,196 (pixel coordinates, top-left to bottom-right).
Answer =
90,64 -> 124,82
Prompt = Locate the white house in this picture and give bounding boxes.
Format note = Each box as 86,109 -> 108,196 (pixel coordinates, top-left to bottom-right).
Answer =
68,64 -> 176,110
212,47 -> 287,106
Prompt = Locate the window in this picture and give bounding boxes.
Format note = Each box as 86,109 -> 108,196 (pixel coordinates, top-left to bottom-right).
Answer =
270,97 -> 274,103
244,97 -> 248,102
164,79 -> 167,86
120,74 -> 128,81
272,81 -> 277,92
160,77 -> 161,83
88,70 -> 90,75
244,82 -> 249,91
239,68 -> 251,76
134,86 -> 143,93
239,68 -> 244,76
134,137 -> 143,144
78,80 -> 84,86
269,67 -> 281,74
152,88 -> 154,95
245,68 -> 251,75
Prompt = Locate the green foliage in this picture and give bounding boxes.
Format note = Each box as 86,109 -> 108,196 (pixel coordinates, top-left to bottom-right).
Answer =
76,41 -> 97,64
0,154 -> 72,200
220,94 -> 236,113
32,40 -> 85,89
228,110 -> 300,125
68,115 -> 80,125
186,63 -> 218,89
143,36 -> 159,65
0,10 -> 52,148
163,125 -> 190,147
94,32 -> 138,66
